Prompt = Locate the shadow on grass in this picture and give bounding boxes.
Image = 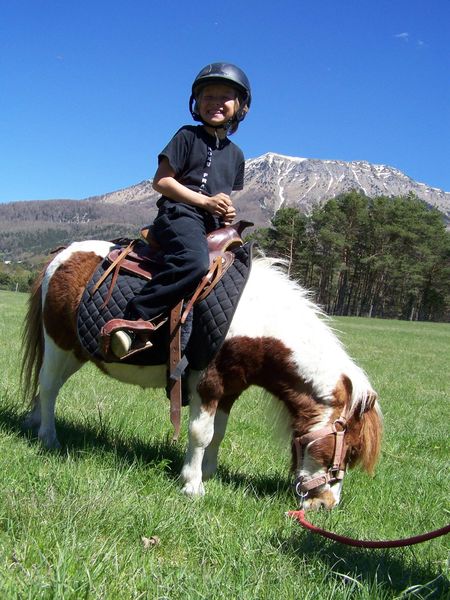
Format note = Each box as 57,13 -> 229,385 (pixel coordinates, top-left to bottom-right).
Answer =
0,405 -> 291,498
215,465 -> 292,498
277,528 -> 449,598
0,404 -> 184,478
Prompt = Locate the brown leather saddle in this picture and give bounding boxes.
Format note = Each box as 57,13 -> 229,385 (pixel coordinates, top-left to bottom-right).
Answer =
96,219 -> 253,439
94,220 -> 253,312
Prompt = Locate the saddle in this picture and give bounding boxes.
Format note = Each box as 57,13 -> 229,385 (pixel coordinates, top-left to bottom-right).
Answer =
97,220 -> 253,439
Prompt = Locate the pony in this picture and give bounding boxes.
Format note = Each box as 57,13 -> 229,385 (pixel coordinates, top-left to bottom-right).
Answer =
21,240 -> 382,510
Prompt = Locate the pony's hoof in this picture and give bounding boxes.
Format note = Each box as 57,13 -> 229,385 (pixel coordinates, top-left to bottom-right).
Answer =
38,430 -> 61,450
181,481 -> 205,497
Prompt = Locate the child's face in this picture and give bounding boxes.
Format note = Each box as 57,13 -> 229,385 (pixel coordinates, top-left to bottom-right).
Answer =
197,84 -> 237,128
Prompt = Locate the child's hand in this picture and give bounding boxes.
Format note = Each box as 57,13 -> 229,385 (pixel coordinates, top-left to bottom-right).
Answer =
223,204 -> 236,225
204,193 -> 234,218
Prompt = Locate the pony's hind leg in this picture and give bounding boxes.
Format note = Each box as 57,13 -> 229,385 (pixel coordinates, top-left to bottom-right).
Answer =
22,393 -> 43,434
34,334 -> 83,449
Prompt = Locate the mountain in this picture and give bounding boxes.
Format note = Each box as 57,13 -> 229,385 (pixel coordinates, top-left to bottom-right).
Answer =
91,152 -> 450,227
234,153 -> 450,225
1,153 -> 449,262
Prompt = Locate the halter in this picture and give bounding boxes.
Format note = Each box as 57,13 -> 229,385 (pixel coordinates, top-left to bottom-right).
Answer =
292,404 -> 350,506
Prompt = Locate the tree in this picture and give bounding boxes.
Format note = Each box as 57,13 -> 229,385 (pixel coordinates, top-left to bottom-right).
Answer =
255,208 -> 308,278
252,192 -> 450,322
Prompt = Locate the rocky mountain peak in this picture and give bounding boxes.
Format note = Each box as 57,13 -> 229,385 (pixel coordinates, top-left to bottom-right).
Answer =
79,152 -> 449,228
235,153 -> 450,223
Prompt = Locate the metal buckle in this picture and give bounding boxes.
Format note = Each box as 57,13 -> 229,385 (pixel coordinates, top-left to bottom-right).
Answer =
293,477 -> 308,508
333,417 -> 347,432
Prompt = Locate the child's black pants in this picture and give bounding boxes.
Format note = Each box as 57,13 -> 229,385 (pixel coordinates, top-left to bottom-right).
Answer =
125,200 -> 218,321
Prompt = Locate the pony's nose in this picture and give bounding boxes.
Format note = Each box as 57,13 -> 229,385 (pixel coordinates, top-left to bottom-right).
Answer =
303,490 -> 338,511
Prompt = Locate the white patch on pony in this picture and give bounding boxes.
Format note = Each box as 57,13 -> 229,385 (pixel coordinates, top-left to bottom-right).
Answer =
37,331 -> 84,448
102,363 -> 167,388
310,405 -> 333,434
42,240 -> 115,300
296,407 -> 332,483
229,258 -> 375,410
181,389 -> 216,496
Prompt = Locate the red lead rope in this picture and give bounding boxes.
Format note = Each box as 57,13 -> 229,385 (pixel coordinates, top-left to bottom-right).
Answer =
287,510 -> 450,548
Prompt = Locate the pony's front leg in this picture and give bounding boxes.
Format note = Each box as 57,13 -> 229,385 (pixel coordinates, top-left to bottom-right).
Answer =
202,399 -> 236,480
181,389 -> 217,496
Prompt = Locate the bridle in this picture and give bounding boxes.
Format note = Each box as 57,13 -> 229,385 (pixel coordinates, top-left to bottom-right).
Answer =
293,404 -> 350,507
289,401 -> 450,547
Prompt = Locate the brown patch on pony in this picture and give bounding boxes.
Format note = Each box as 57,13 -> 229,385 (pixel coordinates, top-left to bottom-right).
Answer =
199,335 -> 328,479
199,335 -> 326,446
334,374 -> 353,408
43,251 -> 102,357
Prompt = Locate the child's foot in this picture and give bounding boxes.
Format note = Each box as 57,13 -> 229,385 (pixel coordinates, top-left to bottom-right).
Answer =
100,317 -> 165,361
110,330 -> 133,358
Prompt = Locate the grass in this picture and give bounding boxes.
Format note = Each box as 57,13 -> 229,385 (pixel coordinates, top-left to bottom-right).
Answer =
0,289 -> 449,599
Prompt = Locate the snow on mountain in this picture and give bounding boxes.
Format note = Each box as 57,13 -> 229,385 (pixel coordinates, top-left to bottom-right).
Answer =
235,152 -> 450,223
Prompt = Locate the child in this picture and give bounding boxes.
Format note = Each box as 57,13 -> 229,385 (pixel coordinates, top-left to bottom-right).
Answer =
108,62 -> 251,358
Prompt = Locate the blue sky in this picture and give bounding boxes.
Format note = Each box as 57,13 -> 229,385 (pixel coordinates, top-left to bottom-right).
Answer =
1,0 -> 449,203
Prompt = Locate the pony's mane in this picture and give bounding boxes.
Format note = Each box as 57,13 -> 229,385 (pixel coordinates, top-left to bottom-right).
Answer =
232,255 -> 375,411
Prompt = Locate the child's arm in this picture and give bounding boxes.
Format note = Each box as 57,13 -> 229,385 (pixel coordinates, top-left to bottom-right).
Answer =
153,157 -> 235,220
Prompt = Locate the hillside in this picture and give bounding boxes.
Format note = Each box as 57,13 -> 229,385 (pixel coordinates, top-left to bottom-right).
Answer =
1,153 -> 449,263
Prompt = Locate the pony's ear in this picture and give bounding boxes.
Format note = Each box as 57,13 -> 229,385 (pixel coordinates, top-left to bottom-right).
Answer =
352,390 -> 378,419
340,375 -> 378,417
342,374 -> 353,400
365,391 -> 378,411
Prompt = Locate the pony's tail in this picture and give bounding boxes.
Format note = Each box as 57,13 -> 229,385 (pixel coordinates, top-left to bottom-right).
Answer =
20,270 -> 45,405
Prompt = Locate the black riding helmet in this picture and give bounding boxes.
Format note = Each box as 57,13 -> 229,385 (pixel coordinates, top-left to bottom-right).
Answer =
189,62 -> 251,133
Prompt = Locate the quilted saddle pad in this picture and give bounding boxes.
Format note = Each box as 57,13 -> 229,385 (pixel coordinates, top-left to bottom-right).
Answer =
77,242 -> 253,369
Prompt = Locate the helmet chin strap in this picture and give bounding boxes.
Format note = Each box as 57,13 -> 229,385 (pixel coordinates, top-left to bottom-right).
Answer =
199,117 -> 233,133
208,123 -> 228,148
200,119 -> 234,147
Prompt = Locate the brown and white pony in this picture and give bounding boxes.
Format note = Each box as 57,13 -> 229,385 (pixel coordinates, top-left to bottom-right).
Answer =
21,240 -> 382,509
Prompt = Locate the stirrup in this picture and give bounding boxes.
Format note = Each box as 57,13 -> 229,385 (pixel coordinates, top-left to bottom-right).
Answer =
99,317 -> 167,360
111,330 -> 149,359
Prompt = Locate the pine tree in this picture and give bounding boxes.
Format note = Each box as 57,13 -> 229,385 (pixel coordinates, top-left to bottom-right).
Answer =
252,192 -> 450,322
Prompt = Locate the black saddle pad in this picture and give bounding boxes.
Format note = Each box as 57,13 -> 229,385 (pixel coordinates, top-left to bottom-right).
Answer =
77,242 -> 253,369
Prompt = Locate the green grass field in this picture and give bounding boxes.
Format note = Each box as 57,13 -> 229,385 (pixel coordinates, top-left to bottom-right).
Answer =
0,290 -> 449,599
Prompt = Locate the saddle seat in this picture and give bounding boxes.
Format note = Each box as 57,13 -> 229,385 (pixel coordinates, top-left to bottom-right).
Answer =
107,219 -> 254,283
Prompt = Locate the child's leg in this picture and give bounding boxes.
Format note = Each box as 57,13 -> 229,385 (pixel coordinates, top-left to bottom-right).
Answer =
126,202 -> 210,321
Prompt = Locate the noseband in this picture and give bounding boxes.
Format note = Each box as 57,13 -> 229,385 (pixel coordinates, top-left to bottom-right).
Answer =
293,404 -> 350,506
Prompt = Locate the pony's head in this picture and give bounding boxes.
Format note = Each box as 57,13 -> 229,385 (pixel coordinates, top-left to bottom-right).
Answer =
292,375 -> 382,510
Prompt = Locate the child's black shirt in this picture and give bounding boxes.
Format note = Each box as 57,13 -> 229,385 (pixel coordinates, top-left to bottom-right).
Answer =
156,125 -> 245,207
